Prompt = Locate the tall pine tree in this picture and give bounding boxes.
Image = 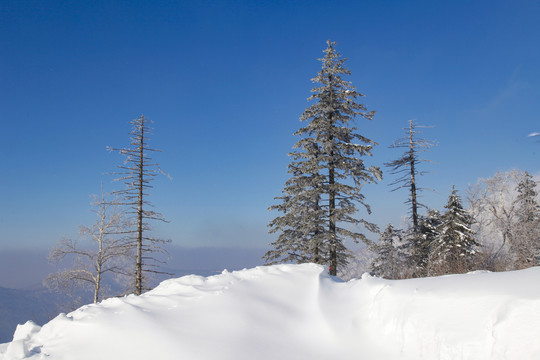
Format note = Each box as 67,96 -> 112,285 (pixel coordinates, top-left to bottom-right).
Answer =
265,40 -> 382,275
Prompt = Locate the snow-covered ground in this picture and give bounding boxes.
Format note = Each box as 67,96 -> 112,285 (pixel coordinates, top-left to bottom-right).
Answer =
1,263 -> 539,360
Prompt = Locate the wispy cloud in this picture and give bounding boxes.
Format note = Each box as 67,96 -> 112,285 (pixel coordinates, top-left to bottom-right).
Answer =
470,65 -> 527,116
528,132 -> 540,137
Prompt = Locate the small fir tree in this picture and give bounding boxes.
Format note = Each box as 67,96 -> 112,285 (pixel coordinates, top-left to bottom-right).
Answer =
430,187 -> 478,275
265,40 -> 382,275
515,172 -> 540,223
370,224 -> 406,279
409,209 -> 442,277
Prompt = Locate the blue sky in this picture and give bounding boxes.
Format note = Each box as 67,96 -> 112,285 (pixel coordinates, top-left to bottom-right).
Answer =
1,0 -> 539,252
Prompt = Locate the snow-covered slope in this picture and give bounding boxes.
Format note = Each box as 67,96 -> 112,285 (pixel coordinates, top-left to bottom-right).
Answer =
1,264 -> 539,360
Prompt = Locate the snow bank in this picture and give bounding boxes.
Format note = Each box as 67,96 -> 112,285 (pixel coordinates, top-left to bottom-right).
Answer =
1,264 -> 539,360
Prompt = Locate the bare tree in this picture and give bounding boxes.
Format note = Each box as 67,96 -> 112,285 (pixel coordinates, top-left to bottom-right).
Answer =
467,170 -> 523,269
46,190 -> 132,304
385,119 -> 435,276
385,119 -> 436,232
108,115 -> 170,295
466,169 -> 540,270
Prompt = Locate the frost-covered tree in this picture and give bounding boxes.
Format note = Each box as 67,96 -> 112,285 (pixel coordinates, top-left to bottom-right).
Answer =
429,187 -> 478,275
265,166 -> 327,265
512,172 -> 540,267
467,170 -> 536,270
385,120 -> 435,276
46,190 -> 132,304
409,209 -> 442,277
108,115 -> 170,295
385,119 -> 435,233
370,224 -> 407,279
265,40 -> 382,275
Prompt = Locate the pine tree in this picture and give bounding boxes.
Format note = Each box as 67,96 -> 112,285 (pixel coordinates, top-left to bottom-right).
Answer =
410,209 -> 441,277
108,115 -> 170,295
265,40 -> 382,275
430,187 -> 478,275
515,172 -> 540,223
512,172 -> 540,267
370,224 -> 406,279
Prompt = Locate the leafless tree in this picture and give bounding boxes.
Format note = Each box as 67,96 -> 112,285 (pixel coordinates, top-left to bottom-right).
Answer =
467,170 -> 539,270
385,119 -> 436,232
108,115 -> 170,295
45,190 -> 132,304
385,119 -> 435,276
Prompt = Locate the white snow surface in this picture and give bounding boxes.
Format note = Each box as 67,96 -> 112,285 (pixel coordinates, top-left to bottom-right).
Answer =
1,263 -> 540,360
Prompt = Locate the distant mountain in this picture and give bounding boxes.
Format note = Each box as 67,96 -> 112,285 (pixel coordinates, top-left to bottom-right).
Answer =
0,246 -> 267,343
0,287 -> 62,343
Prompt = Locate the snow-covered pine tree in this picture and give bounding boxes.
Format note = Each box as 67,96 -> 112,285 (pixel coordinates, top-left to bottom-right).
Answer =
370,224 -> 406,279
108,115 -> 170,295
429,187 -> 479,275
515,172 -> 540,223
404,209 -> 442,277
265,40 -> 382,275
512,172 -> 540,267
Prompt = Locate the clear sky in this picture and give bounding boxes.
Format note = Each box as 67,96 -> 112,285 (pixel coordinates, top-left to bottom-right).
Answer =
1,0 -> 539,252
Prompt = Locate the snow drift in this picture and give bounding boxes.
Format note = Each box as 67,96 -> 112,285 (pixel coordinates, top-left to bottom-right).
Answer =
1,263 -> 540,360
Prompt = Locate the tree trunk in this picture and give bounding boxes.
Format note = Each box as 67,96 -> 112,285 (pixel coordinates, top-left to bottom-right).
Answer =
409,120 -> 418,233
135,117 -> 145,295
329,153 -> 337,276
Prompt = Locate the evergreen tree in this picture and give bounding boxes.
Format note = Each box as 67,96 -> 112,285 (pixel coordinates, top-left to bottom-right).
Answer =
410,209 -> 441,277
515,172 -> 540,223
370,224 -> 406,279
108,115 -> 170,295
512,172 -> 540,267
430,187 -> 478,275
265,40 -> 382,275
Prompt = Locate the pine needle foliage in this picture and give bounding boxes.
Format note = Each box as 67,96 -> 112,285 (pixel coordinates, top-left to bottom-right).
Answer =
512,172 -> 540,267
412,209 -> 442,276
108,115 -> 170,295
430,186 -> 478,275
265,40 -> 382,275
370,224 -> 406,279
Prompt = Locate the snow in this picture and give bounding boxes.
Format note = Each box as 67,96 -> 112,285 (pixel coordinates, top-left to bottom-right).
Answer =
1,263 -> 540,360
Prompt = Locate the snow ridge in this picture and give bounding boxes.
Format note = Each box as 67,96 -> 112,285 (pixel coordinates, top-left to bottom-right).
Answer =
1,264 -> 540,360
